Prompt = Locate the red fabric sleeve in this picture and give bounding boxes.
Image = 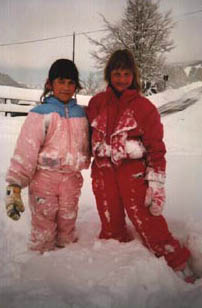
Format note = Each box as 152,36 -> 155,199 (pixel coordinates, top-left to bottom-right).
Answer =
140,100 -> 166,181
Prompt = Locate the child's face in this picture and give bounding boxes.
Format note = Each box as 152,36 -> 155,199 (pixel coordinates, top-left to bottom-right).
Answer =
52,78 -> 76,103
110,69 -> 133,92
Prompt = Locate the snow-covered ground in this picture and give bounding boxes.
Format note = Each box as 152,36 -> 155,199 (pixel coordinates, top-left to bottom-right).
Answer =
0,83 -> 202,308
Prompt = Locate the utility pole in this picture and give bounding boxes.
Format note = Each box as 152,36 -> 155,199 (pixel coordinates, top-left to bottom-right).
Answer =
163,75 -> 169,90
72,32 -> 75,63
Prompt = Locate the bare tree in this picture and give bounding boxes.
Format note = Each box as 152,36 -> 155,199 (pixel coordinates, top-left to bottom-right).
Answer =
81,72 -> 104,96
88,0 -> 175,85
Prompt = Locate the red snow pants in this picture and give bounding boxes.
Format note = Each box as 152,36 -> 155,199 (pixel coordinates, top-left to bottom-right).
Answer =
28,169 -> 83,252
91,159 -> 190,270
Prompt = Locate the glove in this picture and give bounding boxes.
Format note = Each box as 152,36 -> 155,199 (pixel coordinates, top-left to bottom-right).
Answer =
145,181 -> 165,216
5,185 -> 25,220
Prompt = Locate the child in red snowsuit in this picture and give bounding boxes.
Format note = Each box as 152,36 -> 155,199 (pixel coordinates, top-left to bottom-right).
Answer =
86,49 -> 194,281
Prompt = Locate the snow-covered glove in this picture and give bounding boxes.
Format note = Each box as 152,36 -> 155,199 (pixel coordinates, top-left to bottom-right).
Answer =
5,185 -> 25,221
145,181 -> 165,216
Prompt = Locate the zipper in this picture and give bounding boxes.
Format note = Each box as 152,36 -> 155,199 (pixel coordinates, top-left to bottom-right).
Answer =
65,105 -> 69,118
65,105 -> 72,161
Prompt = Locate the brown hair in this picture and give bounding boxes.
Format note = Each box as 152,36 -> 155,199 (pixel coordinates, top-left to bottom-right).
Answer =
104,49 -> 141,93
40,58 -> 82,102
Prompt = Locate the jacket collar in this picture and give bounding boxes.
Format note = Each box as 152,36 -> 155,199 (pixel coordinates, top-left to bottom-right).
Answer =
92,87 -> 137,135
44,95 -> 77,108
106,86 -> 139,101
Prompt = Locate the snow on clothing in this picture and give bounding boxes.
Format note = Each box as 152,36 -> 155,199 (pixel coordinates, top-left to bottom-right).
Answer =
87,87 -> 190,270
7,96 -> 90,187
6,96 -> 90,251
29,169 -> 83,250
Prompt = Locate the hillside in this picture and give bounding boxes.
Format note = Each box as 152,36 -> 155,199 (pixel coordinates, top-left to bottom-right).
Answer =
164,60 -> 202,89
0,72 -> 25,88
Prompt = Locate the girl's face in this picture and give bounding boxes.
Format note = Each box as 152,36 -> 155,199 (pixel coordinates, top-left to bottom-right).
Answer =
51,78 -> 76,103
110,68 -> 133,92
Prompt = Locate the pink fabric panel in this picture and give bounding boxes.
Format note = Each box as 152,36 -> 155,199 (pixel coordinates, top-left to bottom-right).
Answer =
6,112 -> 90,187
6,113 -> 45,187
28,169 -> 83,252
32,113 -> 90,172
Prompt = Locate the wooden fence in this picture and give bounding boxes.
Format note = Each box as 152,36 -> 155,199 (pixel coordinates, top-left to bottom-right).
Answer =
0,85 -> 90,116
0,85 -> 42,115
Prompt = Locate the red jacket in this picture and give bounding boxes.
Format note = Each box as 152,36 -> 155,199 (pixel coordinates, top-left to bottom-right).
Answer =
86,87 -> 166,183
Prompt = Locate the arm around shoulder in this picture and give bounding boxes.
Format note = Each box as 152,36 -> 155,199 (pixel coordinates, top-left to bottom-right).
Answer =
86,92 -> 104,124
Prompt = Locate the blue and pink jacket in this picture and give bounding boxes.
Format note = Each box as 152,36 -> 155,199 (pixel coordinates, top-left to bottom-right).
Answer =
6,96 -> 90,188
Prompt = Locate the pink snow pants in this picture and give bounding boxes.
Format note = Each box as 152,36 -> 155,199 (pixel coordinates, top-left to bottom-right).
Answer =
91,159 -> 190,270
28,169 -> 83,252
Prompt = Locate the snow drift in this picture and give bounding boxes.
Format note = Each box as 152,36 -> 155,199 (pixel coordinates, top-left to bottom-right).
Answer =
0,82 -> 202,308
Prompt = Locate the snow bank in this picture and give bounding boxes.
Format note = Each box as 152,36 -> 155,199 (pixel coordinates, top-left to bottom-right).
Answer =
1,83 -> 202,308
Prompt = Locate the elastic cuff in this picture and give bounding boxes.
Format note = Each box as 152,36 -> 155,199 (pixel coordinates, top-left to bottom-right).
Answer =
7,184 -> 21,193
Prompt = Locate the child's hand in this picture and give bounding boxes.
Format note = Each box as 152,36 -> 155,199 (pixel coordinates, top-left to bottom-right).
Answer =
5,185 -> 25,220
145,181 -> 165,216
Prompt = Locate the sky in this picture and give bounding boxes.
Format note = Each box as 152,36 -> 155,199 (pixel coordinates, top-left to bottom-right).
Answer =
0,0 -> 202,86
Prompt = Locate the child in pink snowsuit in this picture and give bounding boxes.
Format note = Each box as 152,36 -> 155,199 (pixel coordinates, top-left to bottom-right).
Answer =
86,49 -> 195,282
5,59 -> 90,252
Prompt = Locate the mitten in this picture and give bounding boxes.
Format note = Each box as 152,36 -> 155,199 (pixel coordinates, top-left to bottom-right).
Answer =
5,185 -> 25,220
145,181 -> 165,216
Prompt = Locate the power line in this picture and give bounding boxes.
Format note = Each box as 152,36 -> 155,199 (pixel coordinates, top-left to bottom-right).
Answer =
0,29 -> 106,47
0,33 -> 72,47
77,29 -> 106,36
0,7 -> 202,48
174,8 -> 202,20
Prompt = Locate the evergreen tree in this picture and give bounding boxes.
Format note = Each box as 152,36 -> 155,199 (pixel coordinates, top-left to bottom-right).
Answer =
88,0 -> 175,86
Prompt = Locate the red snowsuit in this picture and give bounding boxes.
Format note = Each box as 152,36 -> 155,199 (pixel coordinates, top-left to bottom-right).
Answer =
86,87 -> 190,270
